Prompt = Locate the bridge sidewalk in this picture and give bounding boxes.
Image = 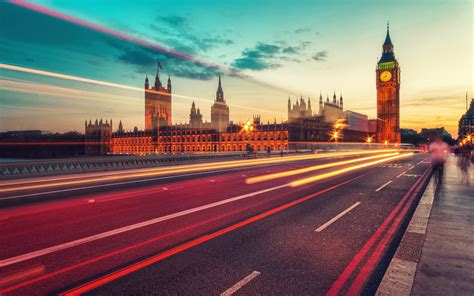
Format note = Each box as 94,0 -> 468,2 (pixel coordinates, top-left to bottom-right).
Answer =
377,156 -> 474,295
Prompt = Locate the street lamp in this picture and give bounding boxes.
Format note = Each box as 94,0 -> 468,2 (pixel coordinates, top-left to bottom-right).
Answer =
243,120 -> 254,133
333,119 -> 346,130
332,131 -> 340,143
242,120 -> 255,157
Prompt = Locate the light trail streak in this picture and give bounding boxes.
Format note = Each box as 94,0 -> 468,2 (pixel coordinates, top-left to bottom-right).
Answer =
0,79 -> 142,107
6,1 -> 299,97
0,265 -> 45,286
0,142 -> 102,146
0,150 -> 397,193
0,63 -> 285,115
291,153 -> 414,187
245,152 -> 400,184
0,150 -> 396,188
7,0 -> 208,67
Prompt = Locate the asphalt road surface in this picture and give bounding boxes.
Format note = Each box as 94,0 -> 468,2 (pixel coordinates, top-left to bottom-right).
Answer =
0,151 -> 431,295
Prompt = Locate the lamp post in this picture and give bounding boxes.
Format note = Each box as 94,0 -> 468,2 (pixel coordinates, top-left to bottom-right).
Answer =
333,131 -> 340,143
366,135 -> 374,149
243,120 -> 255,158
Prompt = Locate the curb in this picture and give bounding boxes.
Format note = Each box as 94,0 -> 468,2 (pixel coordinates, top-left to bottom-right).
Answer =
376,172 -> 437,296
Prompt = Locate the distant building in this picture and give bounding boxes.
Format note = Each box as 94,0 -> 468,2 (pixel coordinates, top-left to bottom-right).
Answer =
189,101 -> 204,128
319,92 -> 344,123
288,96 -> 312,121
376,23 -> 401,143
344,111 -> 368,133
3,130 -> 48,137
0,130 -> 84,158
287,116 -> 332,143
458,98 -> 474,140
85,119 -> 112,156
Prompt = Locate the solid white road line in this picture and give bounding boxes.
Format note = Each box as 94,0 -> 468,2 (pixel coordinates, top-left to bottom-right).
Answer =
0,184 -> 288,268
220,271 -> 261,296
375,181 -> 393,192
315,202 -> 361,232
396,171 -> 406,178
407,166 -> 415,170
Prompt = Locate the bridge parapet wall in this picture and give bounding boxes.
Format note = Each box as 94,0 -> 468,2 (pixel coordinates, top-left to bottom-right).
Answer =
0,153 -> 245,180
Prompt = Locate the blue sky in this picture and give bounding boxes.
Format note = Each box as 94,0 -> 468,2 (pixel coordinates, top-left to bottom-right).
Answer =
0,0 -> 472,135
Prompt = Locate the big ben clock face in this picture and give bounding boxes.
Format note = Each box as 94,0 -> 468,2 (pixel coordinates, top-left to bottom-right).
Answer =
380,71 -> 392,82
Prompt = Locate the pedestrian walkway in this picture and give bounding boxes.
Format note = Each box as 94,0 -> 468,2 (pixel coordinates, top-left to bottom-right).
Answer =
377,156 -> 474,295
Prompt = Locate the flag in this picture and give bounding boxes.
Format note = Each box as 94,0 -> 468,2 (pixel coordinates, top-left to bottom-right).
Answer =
157,60 -> 163,70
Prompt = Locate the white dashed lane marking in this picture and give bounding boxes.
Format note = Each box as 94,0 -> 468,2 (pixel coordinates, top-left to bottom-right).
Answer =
315,202 -> 361,232
375,181 -> 393,192
396,171 -> 406,178
220,271 -> 261,295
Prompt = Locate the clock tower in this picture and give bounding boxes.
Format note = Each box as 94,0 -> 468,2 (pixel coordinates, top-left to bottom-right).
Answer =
376,23 -> 400,143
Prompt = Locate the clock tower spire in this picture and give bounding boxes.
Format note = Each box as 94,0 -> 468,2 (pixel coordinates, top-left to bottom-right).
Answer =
376,22 -> 401,143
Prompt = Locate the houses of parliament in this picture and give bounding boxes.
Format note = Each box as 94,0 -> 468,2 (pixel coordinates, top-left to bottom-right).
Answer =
85,24 -> 400,156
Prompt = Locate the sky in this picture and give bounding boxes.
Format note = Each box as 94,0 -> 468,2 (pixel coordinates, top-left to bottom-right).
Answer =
0,0 -> 472,136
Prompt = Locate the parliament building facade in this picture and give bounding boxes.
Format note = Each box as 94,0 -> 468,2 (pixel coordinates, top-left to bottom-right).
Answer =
85,25 -> 399,156
85,66 -> 373,156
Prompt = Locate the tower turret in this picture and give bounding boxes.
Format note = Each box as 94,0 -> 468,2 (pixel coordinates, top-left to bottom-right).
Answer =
333,91 -> 337,104
211,74 -> 229,132
167,75 -> 172,92
216,74 -> 224,102
145,61 -> 172,130
379,22 -> 397,63
145,74 -> 149,89
339,93 -> 343,109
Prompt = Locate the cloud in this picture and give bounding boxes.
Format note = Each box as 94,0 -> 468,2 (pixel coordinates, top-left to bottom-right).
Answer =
312,51 -> 328,61
114,44 -> 219,80
149,15 -> 233,56
254,43 -> 280,55
231,42 -> 282,70
295,28 -> 311,34
402,95 -> 464,108
231,40 -> 316,71
119,49 -> 154,66
282,46 -> 299,54
159,15 -> 186,27
232,56 -> 280,71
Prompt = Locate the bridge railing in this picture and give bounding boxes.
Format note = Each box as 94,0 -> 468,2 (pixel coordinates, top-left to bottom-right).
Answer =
0,153 -> 246,179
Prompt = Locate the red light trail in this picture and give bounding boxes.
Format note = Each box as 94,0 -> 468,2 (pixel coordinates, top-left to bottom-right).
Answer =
7,0 -> 213,69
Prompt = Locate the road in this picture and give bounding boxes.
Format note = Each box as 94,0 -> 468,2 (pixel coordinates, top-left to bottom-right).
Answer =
0,151 -> 431,295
